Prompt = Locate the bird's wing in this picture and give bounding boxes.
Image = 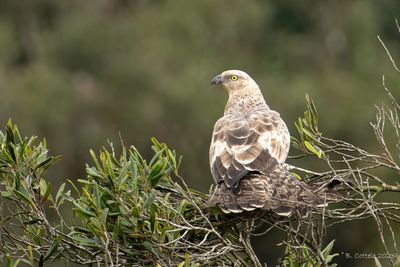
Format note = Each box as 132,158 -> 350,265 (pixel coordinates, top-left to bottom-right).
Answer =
249,108 -> 290,163
209,108 -> 290,189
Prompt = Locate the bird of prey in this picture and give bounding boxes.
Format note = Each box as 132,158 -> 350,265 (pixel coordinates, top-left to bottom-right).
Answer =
207,70 -> 323,216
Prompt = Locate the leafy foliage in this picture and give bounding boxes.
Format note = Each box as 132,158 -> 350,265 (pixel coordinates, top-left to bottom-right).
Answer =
0,121 -> 263,266
288,90 -> 400,267
292,94 -> 325,159
281,240 -> 338,267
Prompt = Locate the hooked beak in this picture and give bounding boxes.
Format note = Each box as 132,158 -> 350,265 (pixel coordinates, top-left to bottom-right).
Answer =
211,75 -> 223,85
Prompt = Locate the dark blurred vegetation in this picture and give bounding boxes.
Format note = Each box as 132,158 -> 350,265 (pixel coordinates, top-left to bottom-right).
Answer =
0,0 -> 400,266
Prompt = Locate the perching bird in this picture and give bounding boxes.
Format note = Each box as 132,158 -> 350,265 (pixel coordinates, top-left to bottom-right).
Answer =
207,70 -> 324,216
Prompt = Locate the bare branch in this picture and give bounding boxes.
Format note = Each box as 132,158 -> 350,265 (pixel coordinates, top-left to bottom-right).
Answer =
377,35 -> 400,72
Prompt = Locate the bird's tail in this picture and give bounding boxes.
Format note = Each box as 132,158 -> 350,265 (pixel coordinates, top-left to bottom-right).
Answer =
207,164 -> 326,217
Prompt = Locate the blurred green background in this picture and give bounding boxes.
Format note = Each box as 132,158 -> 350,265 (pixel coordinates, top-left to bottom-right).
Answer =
1,0 -> 399,266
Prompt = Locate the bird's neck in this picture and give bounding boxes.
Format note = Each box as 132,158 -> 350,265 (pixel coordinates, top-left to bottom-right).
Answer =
224,89 -> 268,115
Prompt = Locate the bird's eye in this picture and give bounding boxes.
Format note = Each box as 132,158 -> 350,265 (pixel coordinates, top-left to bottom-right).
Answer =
231,75 -> 238,81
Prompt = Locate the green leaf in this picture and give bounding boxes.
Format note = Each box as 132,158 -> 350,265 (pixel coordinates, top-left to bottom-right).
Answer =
322,240 -> 335,257
393,256 -> 400,267
55,183 -> 66,206
306,94 -> 319,133
304,141 -> 325,158
89,217 -> 102,231
302,127 -> 315,140
101,208 -> 109,224
35,156 -> 53,172
150,205 -> 157,232
2,148 -> 16,164
23,218 -> 42,225
291,172 -> 302,181
112,216 -> 122,239
40,179 -> 52,203
185,252 -> 190,267
144,190 -> 156,209
90,149 -> 102,170
295,118 -> 305,143
94,183 -> 101,208
13,189 -> 33,206
72,201 -> 96,217
148,159 -> 168,187
72,226 -> 92,234
5,255 -> 20,267
142,241 -> 157,256
86,168 -> 104,180
394,256 -> 400,267
167,149 -> 177,169
70,236 -> 99,246
43,237 -> 61,261
151,137 -> 162,151
149,149 -> 165,166
132,206 -> 140,218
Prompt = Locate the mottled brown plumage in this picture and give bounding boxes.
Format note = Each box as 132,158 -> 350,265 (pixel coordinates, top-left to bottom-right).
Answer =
207,70 -> 323,216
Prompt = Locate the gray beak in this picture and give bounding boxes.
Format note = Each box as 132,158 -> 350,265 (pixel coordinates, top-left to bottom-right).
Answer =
211,75 -> 223,85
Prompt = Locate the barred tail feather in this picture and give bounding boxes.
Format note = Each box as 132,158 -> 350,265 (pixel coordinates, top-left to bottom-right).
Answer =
207,164 -> 326,217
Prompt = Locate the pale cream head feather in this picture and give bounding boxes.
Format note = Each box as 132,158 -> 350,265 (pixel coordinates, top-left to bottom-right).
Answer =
211,70 -> 259,93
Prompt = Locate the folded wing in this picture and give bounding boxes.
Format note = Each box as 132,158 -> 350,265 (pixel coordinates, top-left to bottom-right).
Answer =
209,108 -> 290,189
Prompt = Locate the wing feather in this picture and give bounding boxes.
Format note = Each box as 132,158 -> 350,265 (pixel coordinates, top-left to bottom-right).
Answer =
209,108 -> 290,189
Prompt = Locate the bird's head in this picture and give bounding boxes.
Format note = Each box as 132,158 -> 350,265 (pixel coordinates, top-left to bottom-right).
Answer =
211,70 -> 259,93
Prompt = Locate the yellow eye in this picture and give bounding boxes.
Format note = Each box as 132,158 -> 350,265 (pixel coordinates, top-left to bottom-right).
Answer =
231,75 -> 238,81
